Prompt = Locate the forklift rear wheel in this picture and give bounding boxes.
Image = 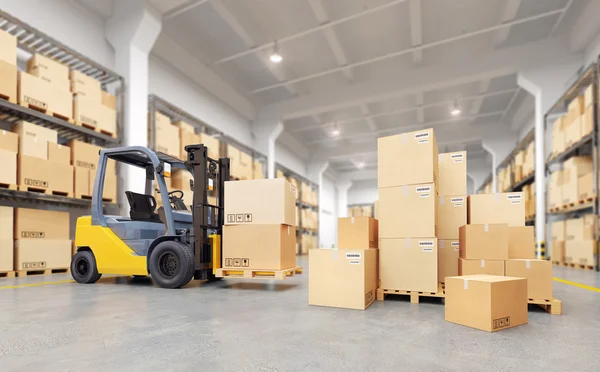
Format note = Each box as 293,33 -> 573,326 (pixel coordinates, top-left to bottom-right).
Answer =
71,251 -> 102,284
149,241 -> 195,289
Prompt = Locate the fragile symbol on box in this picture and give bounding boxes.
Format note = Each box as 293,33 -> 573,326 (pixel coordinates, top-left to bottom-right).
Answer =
227,214 -> 235,223
493,316 -> 511,330
236,214 -> 244,223
233,258 -> 241,267
244,214 -> 252,222
242,258 -> 250,267
25,178 -> 48,188
21,231 -> 45,238
225,258 -> 232,266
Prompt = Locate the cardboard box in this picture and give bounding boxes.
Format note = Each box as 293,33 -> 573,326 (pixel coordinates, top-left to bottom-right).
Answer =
458,258 -> 505,276
68,140 -> 100,170
0,29 -> 17,65
508,226 -> 535,259
374,200 -> 379,220
101,90 -> 116,109
0,60 -> 17,103
467,193 -> 525,227
581,108 -> 593,136
505,259 -> 552,300
14,239 -> 72,270
564,117 -> 581,148
239,150 -> 253,180
0,150 -> 17,186
13,120 -> 58,159
73,95 -> 102,129
445,275 -> 528,332
103,172 -> 117,202
437,195 -> 466,239
378,128 -> 438,187
70,70 -> 101,101
74,166 -> 92,198
179,129 -> 201,159
583,85 -> 594,108
15,208 -> 69,240
565,218 -> 594,241
18,155 -> 74,195
551,220 -> 565,241
0,207 -> 13,272
338,217 -> 378,249
0,239 -> 12,272
438,151 -> 466,195
565,240 -> 596,266
27,54 -> 69,85
578,172 -> 596,201
438,239 -> 459,283
199,133 -> 221,160
97,105 -> 117,137
222,224 -> 296,270
568,95 -> 585,117
18,72 -> 73,120
48,143 -> 70,164
253,160 -> 264,179
552,116 -> 565,155
551,240 -> 565,264
379,183 -> 436,238
459,224 -> 508,260
0,129 -> 18,153
152,113 -> 180,158
379,238 -> 438,292
224,178 -> 296,226
549,170 -> 563,209
309,248 -> 377,310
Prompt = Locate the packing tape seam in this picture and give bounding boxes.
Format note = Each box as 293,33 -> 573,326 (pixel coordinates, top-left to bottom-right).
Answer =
405,238 -> 410,248
484,223 -> 488,232
439,240 -> 445,248
481,259 -> 485,268
440,195 -> 444,205
464,279 -> 469,290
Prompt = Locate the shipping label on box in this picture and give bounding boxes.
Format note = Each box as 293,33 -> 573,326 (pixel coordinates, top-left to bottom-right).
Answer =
458,258 -> 505,276
15,208 -> 69,240
438,239 -> 459,283
467,193 -> 525,227
438,151 -> 466,195
338,216 -> 378,249
437,195 -> 466,239
379,183 -> 437,238
380,238 -> 438,292
459,224 -> 508,260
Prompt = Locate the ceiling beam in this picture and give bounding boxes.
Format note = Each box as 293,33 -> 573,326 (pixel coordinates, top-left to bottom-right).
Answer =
469,78 -> 491,115
409,0 -> 423,63
494,0 -> 522,46
208,0 -> 297,95
499,88 -> 521,124
359,104 -> 378,131
163,0 -> 209,20
308,0 -> 353,81
550,0 -> 575,37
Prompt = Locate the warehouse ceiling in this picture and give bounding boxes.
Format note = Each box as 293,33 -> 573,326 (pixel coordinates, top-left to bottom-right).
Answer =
78,0 -> 589,183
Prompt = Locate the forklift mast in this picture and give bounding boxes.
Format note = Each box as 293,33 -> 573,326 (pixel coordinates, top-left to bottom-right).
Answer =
184,144 -> 230,280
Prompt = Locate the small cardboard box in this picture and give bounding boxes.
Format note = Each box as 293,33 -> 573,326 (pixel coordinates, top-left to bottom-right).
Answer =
15,208 -> 69,240
74,166 -> 92,198
458,258 -> 505,276
438,239 -> 459,283
68,140 -> 101,170
70,70 -> 101,101
0,60 -> 17,103
467,193 -> 525,227
565,240 -> 596,266
13,120 -> 58,159
101,90 -> 116,109
551,220 -> 565,241
0,129 -> 18,153
379,238 -> 438,292
222,224 -> 296,270
508,226 -> 535,259
438,151 -> 466,195
0,29 -> 17,65
73,95 -> 101,129
505,259 -> 552,300
337,217 -> 378,249
379,183 -> 436,239
445,275 -> 528,332
18,155 -> 74,195
437,195 -> 466,239
0,150 -> 17,186
14,239 -> 72,270
224,178 -> 296,226
564,118 -> 582,148
309,248 -> 377,310
551,240 -> 565,264
48,143 -> 71,164
18,71 -> 72,120
459,224 -> 508,260
378,128 -> 438,188
27,53 -> 70,84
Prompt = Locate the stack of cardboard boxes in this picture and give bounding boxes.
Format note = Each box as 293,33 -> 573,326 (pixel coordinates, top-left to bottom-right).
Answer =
72,70 -> 116,136
222,178 -> 297,271
497,165 -> 511,192
378,128 -> 439,293
228,144 -> 253,180
70,140 -> 117,202
437,151 -> 467,283
548,155 -> 594,210
564,214 -> 597,267
0,30 -> 17,104
522,182 -> 536,218
552,85 -> 595,157
309,216 -> 378,310
301,182 -> 318,206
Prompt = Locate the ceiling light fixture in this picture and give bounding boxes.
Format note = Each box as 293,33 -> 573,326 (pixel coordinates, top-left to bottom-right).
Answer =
331,122 -> 340,136
269,41 -> 282,63
451,100 -> 461,116
356,161 -> 365,169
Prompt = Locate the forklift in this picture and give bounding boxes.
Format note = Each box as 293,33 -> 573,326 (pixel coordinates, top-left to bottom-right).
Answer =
70,144 -> 229,289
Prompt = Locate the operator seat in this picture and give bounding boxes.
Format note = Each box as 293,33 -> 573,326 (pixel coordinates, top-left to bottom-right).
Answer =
125,191 -> 162,222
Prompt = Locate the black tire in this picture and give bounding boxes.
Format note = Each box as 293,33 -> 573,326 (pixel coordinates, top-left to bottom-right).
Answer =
149,240 -> 195,289
71,251 -> 102,284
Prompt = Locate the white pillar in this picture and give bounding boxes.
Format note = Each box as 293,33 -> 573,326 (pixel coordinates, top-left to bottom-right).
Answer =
482,137 -> 515,193
106,0 -> 161,194
267,122 -> 283,179
252,117 -> 282,179
336,180 -> 353,217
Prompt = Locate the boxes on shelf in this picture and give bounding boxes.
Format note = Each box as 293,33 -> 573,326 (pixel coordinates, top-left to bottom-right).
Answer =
458,258 -> 505,276
253,160 -> 264,179
70,70 -> 101,101
151,111 -> 180,158
101,90 -> 117,110
551,241 -> 565,264
14,239 -> 72,271
0,59 -> 17,104
18,71 -> 73,120
17,154 -> 74,196
565,240 -> 596,266
505,259 -> 552,300
581,107 -> 593,137
228,144 -> 253,180
522,141 -> 534,176
508,226 -> 535,259
445,275 -> 528,332
198,132 -> 220,160
26,53 -> 69,88
551,220 -> 565,241
379,183 -> 437,238
564,116 -> 581,148
0,130 -> 18,187
337,217 -> 378,249
438,151 -> 466,196
0,29 -> 17,65
578,169 -> 596,201
548,170 -> 563,210
467,193 -> 525,226
379,238 -> 438,292
438,239 -> 459,283
459,224 -> 508,260
0,207 -> 13,272
14,208 -> 69,240
301,209 -> 318,230
13,120 -> 58,159
301,233 -> 317,251
309,248 -> 377,310
551,117 -> 565,156
565,216 -> 595,241
437,195 -> 466,239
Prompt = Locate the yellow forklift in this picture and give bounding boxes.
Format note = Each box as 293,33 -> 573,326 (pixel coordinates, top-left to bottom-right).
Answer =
70,144 -> 229,288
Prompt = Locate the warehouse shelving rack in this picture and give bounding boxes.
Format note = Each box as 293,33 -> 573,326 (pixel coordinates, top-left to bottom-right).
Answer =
544,62 -> 599,271
0,10 -> 124,240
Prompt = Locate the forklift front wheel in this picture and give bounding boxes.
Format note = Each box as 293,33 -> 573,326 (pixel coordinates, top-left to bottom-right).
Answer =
71,250 -> 102,284
149,241 -> 195,289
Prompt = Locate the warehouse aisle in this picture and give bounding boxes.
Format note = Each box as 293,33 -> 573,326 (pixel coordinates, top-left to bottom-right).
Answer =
1,259 -> 599,372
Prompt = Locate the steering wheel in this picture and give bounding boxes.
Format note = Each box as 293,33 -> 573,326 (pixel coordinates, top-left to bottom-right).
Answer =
168,190 -> 184,201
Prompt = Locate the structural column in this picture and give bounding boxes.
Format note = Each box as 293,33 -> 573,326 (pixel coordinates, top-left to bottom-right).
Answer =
309,160 -> 329,247
482,134 -> 516,193
336,180 -> 353,218
106,0 -> 161,194
253,117 -> 283,179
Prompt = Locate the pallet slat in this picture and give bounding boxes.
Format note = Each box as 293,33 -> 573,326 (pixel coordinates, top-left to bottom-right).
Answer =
377,283 -> 445,304
529,298 -> 562,315
0,271 -> 16,279
215,266 -> 303,280
16,268 -> 69,277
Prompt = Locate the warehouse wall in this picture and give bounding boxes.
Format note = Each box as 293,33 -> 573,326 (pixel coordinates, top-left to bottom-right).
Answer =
275,144 -> 308,179
319,176 -> 338,248
348,180 -> 378,205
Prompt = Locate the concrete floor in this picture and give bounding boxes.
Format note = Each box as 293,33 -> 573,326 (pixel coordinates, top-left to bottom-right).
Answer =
1,257 -> 599,372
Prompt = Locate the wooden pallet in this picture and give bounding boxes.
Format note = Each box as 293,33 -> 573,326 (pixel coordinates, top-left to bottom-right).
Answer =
566,263 -> 595,271
0,183 -> 17,191
17,185 -> 73,198
16,268 -> 69,277
75,193 -> 93,200
528,298 -> 562,315
578,197 -> 595,204
0,91 -> 17,104
215,266 -> 302,280
75,120 -> 117,139
552,261 -> 565,266
18,102 -> 74,123
377,283 -> 445,304
0,271 -> 16,279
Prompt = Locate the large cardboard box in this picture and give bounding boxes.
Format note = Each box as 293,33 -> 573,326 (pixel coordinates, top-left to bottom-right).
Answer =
338,217 -> 378,248
565,218 -> 594,241
18,72 -> 73,120
445,275 -> 528,332
459,258 -> 505,276
154,124 -> 179,159
225,178 -> 296,225
0,150 -> 17,186
0,206 -> 13,272
438,151 -> 466,195
13,120 -> 58,159
222,224 -> 296,270
508,226 -> 535,259
0,29 -> 17,65
378,128 -> 438,187
459,224 -> 508,260
548,170 -> 563,209
101,90 -> 116,110
437,195 -> 466,239
74,166 -> 92,198
551,220 -> 565,241
379,183 -> 436,238
0,239 -> 12,272
68,140 -> 100,170
0,130 -> 18,153
70,70 -> 101,101
438,239 -> 459,283
379,238 -> 438,292
551,240 -> 565,264
578,172 -> 596,201
467,193 -> 525,227
97,105 -> 117,137
309,248 -> 377,310
48,143 -> 70,164
565,240 -> 596,266
0,206 -> 13,240
505,259 -> 552,300
14,239 -> 72,270
15,208 -> 69,240
18,155 -> 74,195
0,60 -> 17,103
27,54 -> 69,86
564,117 -> 581,148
